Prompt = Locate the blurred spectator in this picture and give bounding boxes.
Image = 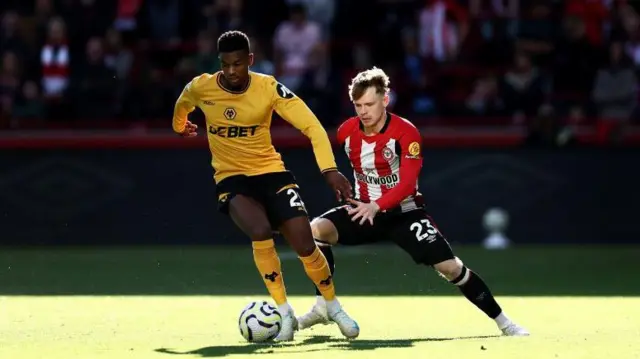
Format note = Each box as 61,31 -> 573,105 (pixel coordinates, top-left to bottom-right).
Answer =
366,0 -> 415,68
470,0 -> 518,18
472,0 -> 519,65
71,37 -> 116,119
418,0 -> 469,63
524,104 -> 577,148
617,4 -> 640,66
202,0 -> 245,35
40,17 -> 69,100
114,0 -> 143,33
352,41 -> 373,70
139,0 -> 182,45
33,0 -> 56,43
63,0 -> 116,56
0,51 -> 21,123
501,51 -> 548,119
0,0 -> 637,130
192,30 -> 220,75
552,15 -> 600,108
565,0 -> 609,46
104,28 -> 134,115
250,38 -> 275,75
515,0 -> 557,62
402,30 -> 436,115
141,66 -> 174,119
173,58 -> 197,97
104,28 -> 134,81
273,3 -> 322,92
465,75 -> 506,117
592,42 -> 637,121
285,0 -> 335,37
12,81 -> 45,122
1,11 -> 30,60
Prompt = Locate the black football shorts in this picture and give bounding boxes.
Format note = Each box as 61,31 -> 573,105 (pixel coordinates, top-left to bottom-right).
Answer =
316,205 -> 455,266
216,171 -> 308,228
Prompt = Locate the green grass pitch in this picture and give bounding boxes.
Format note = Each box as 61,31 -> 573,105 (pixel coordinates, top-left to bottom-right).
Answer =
1,245 -> 639,359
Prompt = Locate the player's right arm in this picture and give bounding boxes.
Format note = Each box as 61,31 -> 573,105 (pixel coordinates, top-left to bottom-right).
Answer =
172,75 -> 202,135
336,118 -> 357,149
335,118 -> 358,169
269,78 -> 353,200
336,121 -> 348,146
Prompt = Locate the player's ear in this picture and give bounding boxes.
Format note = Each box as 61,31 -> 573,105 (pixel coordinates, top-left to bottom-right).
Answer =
248,53 -> 255,67
383,93 -> 390,108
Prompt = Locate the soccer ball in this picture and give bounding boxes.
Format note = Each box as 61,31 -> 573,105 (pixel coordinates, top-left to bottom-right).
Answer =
238,301 -> 282,342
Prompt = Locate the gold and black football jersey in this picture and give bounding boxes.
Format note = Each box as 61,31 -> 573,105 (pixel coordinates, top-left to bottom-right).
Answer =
173,71 -> 337,182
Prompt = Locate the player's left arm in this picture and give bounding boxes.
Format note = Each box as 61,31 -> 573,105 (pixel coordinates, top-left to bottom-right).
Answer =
271,80 -> 337,173
172,76 -> 200,135
375,126 -> 424,211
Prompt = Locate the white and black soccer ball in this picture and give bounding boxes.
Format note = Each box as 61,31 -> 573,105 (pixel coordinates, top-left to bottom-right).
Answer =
238,301 -> 282,342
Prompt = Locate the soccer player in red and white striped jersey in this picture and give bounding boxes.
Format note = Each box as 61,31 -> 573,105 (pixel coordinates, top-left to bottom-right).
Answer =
336,106 -> 424,217
297,67 -> 529,337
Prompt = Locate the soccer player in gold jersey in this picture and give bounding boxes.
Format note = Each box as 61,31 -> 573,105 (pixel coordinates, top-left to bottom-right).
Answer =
172,31 -> 359,341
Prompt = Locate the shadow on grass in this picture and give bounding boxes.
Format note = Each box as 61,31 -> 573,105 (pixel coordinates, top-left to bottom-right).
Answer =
155,334 -> 501,357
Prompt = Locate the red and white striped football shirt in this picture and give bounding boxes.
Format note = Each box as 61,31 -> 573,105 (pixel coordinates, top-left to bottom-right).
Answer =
337,113 -> 424,212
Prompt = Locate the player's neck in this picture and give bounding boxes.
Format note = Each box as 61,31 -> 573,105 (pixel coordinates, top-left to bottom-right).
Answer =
219,73 -> 251,93
362,112 -> 388,136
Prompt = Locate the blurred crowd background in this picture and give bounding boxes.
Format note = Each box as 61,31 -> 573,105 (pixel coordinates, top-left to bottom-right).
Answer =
1,0 -> 639,136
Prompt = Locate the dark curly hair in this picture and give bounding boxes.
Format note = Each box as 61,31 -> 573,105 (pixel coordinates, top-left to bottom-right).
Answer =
217,30 -> 250,53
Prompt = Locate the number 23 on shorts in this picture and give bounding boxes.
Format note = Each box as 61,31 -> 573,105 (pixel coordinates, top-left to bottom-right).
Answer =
410,218 -> 439,243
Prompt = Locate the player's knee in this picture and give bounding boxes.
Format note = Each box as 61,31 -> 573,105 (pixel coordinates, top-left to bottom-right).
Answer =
310,217 -> 338,245
434,257 -> 464,281
247,225 -> 273,242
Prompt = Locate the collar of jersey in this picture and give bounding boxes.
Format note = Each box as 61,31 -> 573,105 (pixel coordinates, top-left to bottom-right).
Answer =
216,72 -> 252,94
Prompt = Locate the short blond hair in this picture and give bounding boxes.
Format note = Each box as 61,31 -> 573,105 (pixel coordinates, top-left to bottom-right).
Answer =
348,67 -> 390,101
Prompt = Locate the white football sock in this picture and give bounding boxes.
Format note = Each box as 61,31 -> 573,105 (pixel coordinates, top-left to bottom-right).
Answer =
494,312 -> 511,329
278,302 -> 292,316
325,298 -> 342,314
315,295 -> 326,307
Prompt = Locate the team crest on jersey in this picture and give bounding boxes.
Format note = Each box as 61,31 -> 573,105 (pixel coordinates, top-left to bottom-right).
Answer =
382,147 -> 394,161
224,107 -> 236,120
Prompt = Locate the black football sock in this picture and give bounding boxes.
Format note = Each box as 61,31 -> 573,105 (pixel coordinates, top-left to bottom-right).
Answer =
450,266 -> 503,319
314,243 -> 335,297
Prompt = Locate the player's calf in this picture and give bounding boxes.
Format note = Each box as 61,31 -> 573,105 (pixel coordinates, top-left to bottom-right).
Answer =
297,219 -> 335,330
309,216 -> 338,307
298,217 -> 358,338
435,257 -> 503,319
279,217 -> 339,304
252,240 -> 289,311
310,216 -> 338,300
434,257 -> 529,336
229,196 -> 295,323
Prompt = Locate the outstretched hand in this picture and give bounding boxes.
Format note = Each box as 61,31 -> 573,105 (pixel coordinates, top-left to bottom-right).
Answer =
179,121 -> 198,137
323,170 -> 353,202
346,198 -> 380,226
